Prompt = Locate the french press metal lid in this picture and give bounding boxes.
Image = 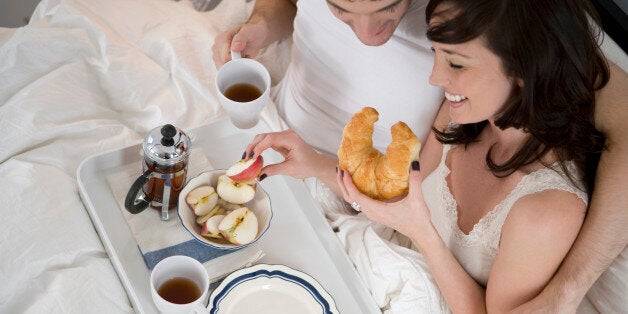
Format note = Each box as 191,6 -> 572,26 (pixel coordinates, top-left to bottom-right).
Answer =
143,124 -> 191,165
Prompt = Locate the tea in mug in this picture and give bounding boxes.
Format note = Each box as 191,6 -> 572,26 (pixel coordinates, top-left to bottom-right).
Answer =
157,277 -> 201,304
224,83 -> 262,102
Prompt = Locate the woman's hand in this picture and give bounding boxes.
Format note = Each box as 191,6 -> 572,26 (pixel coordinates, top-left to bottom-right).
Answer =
242,129 -> 335,180
336,161 -> 433,240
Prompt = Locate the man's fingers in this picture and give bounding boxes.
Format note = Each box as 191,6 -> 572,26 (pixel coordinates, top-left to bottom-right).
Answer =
230,35 -> 246,55
230,27 -> 261,59
211,26 -> 242,68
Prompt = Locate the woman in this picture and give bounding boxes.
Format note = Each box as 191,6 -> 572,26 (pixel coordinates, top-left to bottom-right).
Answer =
336,0 -> 608,312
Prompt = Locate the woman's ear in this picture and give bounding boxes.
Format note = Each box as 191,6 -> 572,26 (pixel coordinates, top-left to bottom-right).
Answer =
516,77 -> 524,87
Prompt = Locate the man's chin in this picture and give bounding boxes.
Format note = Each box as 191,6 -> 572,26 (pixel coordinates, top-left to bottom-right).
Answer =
359,36 -> 392,47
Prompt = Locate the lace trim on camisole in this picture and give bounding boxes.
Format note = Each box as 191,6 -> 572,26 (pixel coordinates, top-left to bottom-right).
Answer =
434,144 -> 588,257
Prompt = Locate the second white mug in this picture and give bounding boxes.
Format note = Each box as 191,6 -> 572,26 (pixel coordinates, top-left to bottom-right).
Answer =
150,255 -> 210,314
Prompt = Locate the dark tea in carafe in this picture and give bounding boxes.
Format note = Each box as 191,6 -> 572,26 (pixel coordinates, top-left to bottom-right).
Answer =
157,277 -> 201,304
142,160 -> 187,209
224,83 -> 262,102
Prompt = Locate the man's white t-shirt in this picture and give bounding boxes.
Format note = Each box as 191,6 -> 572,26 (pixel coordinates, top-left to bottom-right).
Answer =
272,0 -> 443,156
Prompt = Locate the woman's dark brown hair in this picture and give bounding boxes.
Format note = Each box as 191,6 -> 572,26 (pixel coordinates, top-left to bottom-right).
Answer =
426,0 -> 610,196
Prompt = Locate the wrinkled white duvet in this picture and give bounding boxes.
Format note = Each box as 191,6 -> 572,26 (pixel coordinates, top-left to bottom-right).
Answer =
1,0 -> 626,313
0,0 -> 289,312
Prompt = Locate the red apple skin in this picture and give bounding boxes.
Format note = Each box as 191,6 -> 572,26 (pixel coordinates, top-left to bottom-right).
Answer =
200,223 -> 209,236
227,156 -> 264,182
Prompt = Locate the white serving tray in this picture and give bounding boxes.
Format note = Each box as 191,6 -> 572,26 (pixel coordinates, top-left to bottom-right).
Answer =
77,118 -> 380,314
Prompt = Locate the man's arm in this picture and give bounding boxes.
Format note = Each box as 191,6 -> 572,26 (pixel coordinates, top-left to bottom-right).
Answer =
246,0 -> 298,47
514,62 -> 628,312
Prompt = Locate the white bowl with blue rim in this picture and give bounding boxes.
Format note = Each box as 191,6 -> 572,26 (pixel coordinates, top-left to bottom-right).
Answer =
177,169 -> 272,250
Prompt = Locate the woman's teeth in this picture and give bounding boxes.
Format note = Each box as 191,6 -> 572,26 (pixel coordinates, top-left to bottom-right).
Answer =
445,92 -> 467,102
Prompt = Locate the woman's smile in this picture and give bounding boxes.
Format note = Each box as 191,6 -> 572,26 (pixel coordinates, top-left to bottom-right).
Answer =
445,91 -> 468,108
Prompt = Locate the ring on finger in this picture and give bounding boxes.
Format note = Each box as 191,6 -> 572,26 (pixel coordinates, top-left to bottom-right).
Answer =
351,201 -> 361,212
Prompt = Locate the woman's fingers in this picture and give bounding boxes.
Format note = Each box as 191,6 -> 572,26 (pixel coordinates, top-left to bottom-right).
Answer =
336,167 -> 378,213
335,167 -> 350,201
240,130 -> 325,179
243,133 -> 270,160
340,168 -> 360,199
405,160 -> 424,203
244,130 -> 295,160
258,161 -> 294,179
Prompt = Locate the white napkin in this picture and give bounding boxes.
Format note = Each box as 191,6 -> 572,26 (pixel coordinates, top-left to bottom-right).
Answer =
106,148 -> 264,282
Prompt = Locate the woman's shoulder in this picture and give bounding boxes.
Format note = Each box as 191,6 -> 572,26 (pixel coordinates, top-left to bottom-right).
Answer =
518,160 -> 587,197
511,187 -> 586,220
501,180 -> 587,248
495,158 -> 587,246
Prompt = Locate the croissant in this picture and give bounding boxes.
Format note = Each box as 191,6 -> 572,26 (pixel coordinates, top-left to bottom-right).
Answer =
337,107 -> 421,200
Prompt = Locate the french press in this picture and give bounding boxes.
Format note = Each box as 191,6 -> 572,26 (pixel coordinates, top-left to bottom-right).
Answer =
125,124 -> 191,220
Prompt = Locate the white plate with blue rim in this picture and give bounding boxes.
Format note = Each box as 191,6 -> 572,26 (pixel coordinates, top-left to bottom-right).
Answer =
208,264 -> 339,314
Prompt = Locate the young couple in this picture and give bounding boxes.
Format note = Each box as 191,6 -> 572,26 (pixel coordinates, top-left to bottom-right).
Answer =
212,0 -> 628,312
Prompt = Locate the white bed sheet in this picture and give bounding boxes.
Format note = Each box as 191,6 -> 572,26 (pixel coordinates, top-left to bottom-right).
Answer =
0,0 -> 289,312
1,0 -> 626,313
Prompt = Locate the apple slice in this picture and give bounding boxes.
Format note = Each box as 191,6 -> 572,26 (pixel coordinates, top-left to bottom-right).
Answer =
186,185 -> 219,216
218,207 -> 259,245
226,155 -> 264,182
200,214 -> 225,239
216,175 -> 255,204
218,198 -> 244,211
195,204 -> 223,225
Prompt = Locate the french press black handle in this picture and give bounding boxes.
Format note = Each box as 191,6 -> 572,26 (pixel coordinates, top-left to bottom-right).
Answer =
124,169 -> 153,214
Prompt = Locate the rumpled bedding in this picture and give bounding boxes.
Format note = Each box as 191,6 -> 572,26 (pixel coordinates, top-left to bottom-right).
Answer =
1,0 -> 626,313
0,0 -> 289,312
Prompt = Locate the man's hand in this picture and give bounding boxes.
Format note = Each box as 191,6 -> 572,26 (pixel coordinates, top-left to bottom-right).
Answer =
211,22 -> 269,69
210,0 -> 297,69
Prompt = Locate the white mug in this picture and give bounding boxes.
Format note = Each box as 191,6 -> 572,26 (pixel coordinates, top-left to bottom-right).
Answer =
215,51 -> 271,129
150,255 -> 210,314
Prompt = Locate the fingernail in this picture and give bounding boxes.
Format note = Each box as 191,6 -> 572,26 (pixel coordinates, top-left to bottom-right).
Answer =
241,151 -> 246,160
259,173 -> 267,181
412,161 -> 420,171
249,151 -> 255,158
341,170 -> 344,177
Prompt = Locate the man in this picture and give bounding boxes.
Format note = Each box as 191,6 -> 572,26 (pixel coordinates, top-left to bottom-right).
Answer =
211,0 -> 628,312
213,0 -> 442,155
